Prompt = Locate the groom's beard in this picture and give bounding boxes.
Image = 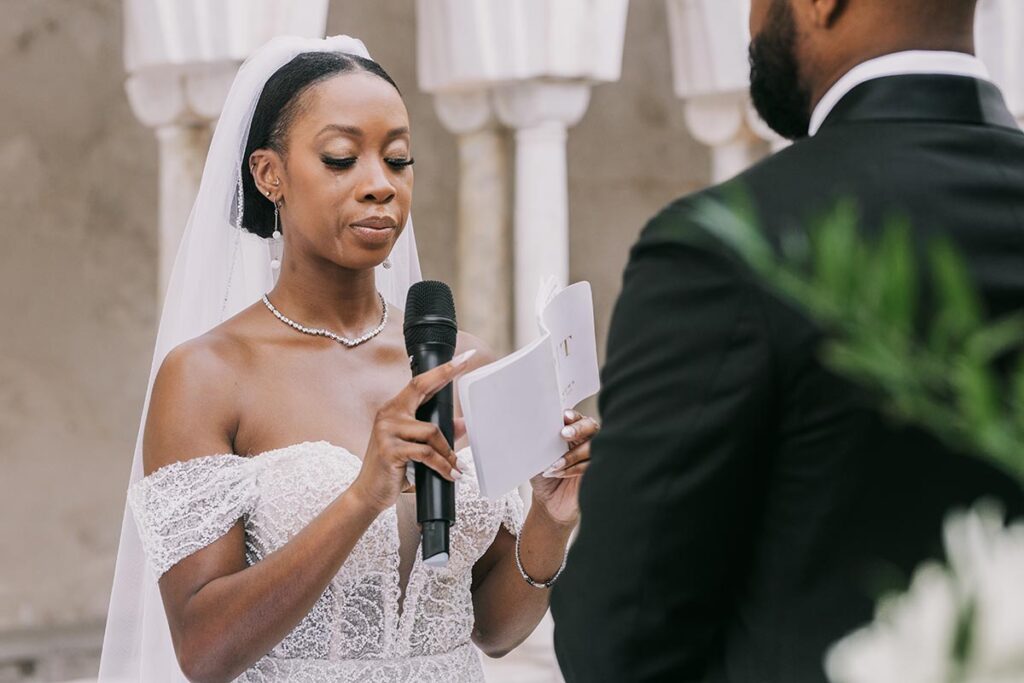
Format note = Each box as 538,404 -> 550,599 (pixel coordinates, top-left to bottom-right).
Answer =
749,0 -> 812,140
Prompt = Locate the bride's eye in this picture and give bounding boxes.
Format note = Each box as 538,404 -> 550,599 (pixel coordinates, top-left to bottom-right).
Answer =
386,157 -> 415,170
322,155 -> 356,170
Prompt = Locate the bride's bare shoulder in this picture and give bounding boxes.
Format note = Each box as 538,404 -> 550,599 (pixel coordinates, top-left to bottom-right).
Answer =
158,304 -> 265,383
143,304 -> 265,472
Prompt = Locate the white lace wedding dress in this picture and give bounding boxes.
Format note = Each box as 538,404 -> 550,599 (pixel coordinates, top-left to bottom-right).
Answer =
128,440 -> 524,682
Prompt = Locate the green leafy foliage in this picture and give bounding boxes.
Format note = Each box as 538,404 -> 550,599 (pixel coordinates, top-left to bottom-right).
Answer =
694,197 -> 1024,484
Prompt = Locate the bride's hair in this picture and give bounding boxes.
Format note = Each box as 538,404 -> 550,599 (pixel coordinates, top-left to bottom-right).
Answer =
241,52 -> 401,237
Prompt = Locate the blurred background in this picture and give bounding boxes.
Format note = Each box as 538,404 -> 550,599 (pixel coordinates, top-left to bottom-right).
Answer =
0,0 -> 1020,681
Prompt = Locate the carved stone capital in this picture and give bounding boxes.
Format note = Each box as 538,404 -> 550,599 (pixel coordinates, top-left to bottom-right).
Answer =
416,0 -> 628,93
433,91 -> 498,136
125,62 -> 237,129
666,0 -> 751,99
493,81 -> 591,132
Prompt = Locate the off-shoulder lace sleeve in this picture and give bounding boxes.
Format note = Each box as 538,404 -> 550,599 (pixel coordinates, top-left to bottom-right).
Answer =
499,486 -> 525,537
127,454 -> 258,578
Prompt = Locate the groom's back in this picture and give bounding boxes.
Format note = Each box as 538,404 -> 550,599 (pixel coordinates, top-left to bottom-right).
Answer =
552,72 -> 1024,683
699,74 -> 1024,681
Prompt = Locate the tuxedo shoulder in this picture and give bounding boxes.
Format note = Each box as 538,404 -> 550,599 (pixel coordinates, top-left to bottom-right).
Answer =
626,189 -> 757,288
633,180 -> 748,262
636,131 -> 882,254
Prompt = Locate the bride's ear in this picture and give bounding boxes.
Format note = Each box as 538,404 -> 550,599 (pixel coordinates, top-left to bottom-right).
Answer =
249,149 -> 284,202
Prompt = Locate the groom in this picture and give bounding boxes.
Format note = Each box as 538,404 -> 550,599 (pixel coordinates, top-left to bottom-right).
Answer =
551,1 -> 1024,681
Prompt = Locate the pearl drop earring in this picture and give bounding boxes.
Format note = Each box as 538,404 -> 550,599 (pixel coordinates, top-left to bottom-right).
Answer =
269,203 -> 283,274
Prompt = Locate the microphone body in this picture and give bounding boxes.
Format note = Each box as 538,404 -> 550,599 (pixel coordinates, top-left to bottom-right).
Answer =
409,340 -> 456,565
404,283 -> 459,567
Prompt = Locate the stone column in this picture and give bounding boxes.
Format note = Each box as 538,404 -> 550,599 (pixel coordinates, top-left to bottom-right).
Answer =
494,82 -> 591,346
153,125 -> 212,294
434,92 -> 514,355
683,93 -> 772,183
122,0 -> 330,298
417,0 -> 629,350
125,65 -> 236,299
977,0 -> 1024,127
666,0 -> 781,183
417,4 -> 627,678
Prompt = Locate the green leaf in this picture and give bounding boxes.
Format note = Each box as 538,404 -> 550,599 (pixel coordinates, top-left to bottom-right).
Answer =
964,313 -> 1024,363
929,239 -> 983,351
822,338 -> 905,390
876,219 -> 917,337
999,356 -> 1024,478
780,230 -> 810,264
951,599 -> 976,673
813,203 -> 860,311
689,196 -> 1024,486
693,197 -> 775,272
1011,356 -> 1024,429
952,357 -> 1001,430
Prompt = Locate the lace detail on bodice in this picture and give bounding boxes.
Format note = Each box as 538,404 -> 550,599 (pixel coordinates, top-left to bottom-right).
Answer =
128,441 -> 525,682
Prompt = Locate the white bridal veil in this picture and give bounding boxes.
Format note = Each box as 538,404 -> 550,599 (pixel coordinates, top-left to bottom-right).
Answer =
98,35 -> 421,681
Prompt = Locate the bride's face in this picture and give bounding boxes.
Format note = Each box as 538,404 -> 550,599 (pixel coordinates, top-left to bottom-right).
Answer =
278,72 -> 413,271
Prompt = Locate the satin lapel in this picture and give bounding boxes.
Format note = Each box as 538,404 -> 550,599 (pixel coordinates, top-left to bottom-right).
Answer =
820,74 -> 1020,133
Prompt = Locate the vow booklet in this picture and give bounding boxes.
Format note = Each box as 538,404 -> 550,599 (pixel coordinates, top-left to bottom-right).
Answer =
458,279 -> 601,499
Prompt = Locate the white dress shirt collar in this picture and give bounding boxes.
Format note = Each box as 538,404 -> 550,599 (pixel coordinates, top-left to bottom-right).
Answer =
808,50 -> 991,136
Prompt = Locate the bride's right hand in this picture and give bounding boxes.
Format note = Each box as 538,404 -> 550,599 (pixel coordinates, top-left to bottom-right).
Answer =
350,349 -> 477,514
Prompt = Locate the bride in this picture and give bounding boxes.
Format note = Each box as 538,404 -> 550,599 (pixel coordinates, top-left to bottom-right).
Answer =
98,35 -> 597,683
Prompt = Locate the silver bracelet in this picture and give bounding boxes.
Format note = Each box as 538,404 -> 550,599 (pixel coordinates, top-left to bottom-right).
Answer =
514,527 -> 570,589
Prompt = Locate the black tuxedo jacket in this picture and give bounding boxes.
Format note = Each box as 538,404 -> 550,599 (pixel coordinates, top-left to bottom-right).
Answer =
551,75 -> 1024,683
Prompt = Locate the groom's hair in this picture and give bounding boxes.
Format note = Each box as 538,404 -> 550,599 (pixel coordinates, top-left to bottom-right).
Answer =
241,52 -> 401,237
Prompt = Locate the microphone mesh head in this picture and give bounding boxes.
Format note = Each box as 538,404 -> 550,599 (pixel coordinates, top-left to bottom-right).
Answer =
403,281 -> 458,352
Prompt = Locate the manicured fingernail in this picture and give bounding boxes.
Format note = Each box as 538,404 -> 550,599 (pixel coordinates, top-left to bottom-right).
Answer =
561,426 -> 576,439
543,458 -> 567,478
564,410 -> 577,421
451,468 -> 463,480
452,349 -> 477,368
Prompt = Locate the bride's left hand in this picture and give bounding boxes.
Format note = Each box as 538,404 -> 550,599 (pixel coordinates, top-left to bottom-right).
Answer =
529,410 -> 600,527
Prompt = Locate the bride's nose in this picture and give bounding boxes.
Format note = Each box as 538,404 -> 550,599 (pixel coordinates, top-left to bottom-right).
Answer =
356,158 -> 396,204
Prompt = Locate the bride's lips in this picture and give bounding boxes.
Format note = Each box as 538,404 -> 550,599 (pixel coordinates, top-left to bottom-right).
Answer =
349,216 -> 397,246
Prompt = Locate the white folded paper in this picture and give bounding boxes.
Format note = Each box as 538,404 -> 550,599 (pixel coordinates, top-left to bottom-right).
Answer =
457,279 -> 601,499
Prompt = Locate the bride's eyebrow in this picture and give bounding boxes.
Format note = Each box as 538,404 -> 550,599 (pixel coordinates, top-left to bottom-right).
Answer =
317,124 -> 362,139
316,124 -> 410,140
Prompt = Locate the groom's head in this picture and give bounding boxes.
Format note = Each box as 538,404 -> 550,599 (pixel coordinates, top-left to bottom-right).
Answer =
748,0 -> 980,140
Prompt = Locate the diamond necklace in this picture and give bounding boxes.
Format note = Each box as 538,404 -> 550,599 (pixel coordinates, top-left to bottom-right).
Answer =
261,292 -> 388,348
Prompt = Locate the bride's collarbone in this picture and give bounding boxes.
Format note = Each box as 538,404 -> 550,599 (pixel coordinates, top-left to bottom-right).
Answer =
229,385 -> 391,460
221,323 -> 414,459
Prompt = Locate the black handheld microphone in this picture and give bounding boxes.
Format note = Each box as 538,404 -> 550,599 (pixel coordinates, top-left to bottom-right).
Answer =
403,281 -> 458,567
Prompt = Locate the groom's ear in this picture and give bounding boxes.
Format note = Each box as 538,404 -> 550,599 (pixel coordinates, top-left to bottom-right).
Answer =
249,148 -> 284,202
799,0 -> 846,29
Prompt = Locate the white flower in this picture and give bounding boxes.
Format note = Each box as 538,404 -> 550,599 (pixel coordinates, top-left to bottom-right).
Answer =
827,504 -> 1024,683
825,562 -> 959,683
944,505 -> 1024,679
